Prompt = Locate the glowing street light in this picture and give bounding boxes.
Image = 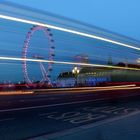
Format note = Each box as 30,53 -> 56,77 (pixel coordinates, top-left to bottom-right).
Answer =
72,67 -> 80,86
72,67 -> 80,74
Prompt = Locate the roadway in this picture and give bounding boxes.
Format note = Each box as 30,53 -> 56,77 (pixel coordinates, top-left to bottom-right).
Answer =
0,86 -> 140,140
0,85 -> 140,110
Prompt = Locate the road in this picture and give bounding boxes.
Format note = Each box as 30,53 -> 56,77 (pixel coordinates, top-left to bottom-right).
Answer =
0,85 -> 140,110
0,87 -> 140,140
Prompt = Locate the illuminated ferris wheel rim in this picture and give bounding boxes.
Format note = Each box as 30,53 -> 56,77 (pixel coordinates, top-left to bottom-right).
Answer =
22,25 -> 55,85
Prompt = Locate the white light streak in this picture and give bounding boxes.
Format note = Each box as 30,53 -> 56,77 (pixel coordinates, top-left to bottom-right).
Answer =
0,56 -> 139,71
34,84 -> 136,92
0,15 -> 140,51
137,58 -> 140,63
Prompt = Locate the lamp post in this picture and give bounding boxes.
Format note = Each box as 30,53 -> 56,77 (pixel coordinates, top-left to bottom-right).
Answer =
72,67 -> 80,87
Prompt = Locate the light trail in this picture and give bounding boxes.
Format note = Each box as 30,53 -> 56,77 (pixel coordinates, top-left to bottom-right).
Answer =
0,56 -> 140,71
72,86 -> 140,93
0,90 -> 33,95
34,84 -> 136,92
137,58 -> 140,63
35,86 -> 140,94
0,15 -> 140,51
0,84 -> 139,95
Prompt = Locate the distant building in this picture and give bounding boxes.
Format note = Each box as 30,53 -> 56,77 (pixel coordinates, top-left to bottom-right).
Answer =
57,72 -> 76,87
78,66 -> 140,86
56,64 -> 140,87
77,67 -> 111,86
74,54 -> 89,69
56,67 -> 111,87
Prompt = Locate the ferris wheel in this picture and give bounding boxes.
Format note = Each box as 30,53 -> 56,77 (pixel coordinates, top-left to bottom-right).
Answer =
22,25 -> 55,87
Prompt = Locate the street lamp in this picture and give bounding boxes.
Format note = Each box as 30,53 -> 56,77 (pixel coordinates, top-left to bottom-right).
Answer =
72,67 -> 80,87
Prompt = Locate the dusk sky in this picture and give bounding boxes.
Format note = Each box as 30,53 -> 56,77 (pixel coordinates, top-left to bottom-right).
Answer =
8,0 -> 140,41
0,0 -> 139,83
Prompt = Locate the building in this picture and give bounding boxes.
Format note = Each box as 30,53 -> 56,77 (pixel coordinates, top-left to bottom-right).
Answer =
57,64 -> 140,87
57,72 -> 76,87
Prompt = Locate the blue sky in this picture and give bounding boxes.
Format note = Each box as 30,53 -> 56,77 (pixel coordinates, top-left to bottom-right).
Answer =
0,0 -> 139,83
8,0 -> 140,41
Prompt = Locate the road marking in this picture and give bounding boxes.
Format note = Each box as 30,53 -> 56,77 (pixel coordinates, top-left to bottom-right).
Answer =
101,107 -> 124,113
0,118 -> 15,122
83,106 -> 110,111
47,112 -> 81,120
0,97 -> 110,113
19,97 -> 58,103
19,99 -> 25,102
38,112 -> 58,116
32,110 -> 140,140
69,114 -> 106,124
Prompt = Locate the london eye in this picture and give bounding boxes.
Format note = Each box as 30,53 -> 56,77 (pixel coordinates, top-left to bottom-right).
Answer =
22,25 -> 55,87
